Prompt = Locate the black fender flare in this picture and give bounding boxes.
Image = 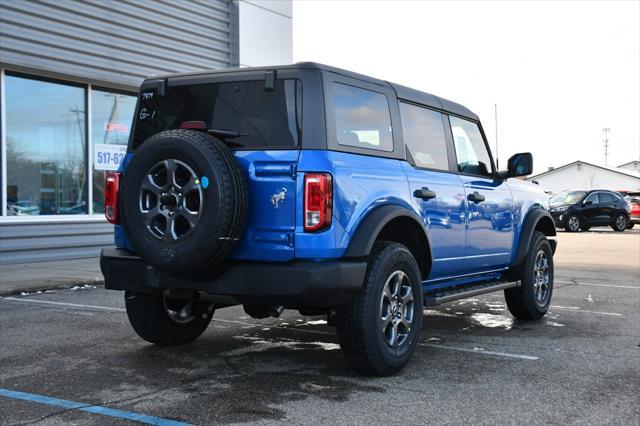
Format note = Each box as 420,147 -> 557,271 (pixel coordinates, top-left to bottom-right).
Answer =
344,205 -> 431,259
512,208 -> 557,267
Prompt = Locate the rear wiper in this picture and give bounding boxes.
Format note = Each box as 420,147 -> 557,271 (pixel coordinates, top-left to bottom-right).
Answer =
206,128 -> 250,147
207,128 -> 250,139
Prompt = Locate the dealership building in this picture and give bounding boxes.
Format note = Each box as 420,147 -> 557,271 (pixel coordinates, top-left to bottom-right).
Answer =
0,0 -> 292,264
527,160 -> 640,195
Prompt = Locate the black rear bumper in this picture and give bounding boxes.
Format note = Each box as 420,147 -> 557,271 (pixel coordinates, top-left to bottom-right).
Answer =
100,248 -> 367,307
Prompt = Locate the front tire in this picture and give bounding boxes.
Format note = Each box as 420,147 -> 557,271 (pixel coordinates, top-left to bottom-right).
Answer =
505,231 -> 554,320
125,292 -> 213,346
564,214 -> 581,232
336,242 -> 423,376
611,213 -> 628,232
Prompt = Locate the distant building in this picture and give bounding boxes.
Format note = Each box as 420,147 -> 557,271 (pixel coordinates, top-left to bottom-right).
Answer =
617,160 -> 640,173
527,160 -> 640,194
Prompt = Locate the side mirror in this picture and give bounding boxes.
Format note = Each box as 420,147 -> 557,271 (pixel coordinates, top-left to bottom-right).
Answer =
500,152 -> 533,178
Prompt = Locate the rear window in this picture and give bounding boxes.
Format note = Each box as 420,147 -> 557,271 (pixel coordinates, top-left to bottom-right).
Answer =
332,83 -> 393,152
599,193 -> 615,203
131,79 -> 301,150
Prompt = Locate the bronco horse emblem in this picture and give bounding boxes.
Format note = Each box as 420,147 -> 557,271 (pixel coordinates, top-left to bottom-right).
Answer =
270,188 -> 287,209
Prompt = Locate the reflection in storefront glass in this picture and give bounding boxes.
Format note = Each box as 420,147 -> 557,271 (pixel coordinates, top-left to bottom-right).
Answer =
91,90 -> 136,214
6,75 -> 87,215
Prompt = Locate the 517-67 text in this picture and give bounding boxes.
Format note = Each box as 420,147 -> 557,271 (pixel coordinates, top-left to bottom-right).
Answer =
96,151 -> 126,166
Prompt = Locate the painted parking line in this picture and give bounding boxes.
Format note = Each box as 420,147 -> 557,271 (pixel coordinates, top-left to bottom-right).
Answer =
0,388 -> 191,426
550,305 -> 623,316
0,297 -> 333,336
555,280 -> 639,290
420,343 -> 538,360
1,297 -> 126,312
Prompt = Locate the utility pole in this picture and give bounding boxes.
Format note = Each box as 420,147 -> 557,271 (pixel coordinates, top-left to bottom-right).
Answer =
603,127 -> 610,166
494,103 -> 499,170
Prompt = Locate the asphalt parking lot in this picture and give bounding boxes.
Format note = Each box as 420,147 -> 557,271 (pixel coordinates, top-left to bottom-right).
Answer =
1,229 -> 639,425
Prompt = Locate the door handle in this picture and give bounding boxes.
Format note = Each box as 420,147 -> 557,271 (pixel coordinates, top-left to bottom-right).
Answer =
467,191 -> 485,203
414,187 -> 437,200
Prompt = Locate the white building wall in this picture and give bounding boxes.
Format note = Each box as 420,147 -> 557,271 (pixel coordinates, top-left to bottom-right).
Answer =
529,163 -> 640,194
237,0 -> 293,67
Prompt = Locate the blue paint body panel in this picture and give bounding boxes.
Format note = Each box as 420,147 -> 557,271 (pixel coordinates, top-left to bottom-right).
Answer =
401,163 -> 467,278
295,150 -> 412,259
506,178 -> 551,264
227,150 -> 300,261
115,153 -> 134,251
459,176 -> 514,273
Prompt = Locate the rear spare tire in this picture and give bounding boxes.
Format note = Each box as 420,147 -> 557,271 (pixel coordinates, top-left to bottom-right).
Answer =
120,130 -> 247,273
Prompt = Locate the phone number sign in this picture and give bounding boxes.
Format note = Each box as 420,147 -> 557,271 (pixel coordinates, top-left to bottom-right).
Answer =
94,144 -> 127,171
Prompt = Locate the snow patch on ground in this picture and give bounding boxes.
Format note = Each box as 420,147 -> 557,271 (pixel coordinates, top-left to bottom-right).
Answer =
70,284 -> 97,291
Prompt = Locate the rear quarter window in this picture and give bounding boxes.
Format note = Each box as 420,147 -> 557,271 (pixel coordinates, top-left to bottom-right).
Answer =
332,83 -> 393,152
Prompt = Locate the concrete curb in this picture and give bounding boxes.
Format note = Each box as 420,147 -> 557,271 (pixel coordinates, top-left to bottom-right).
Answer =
0,257 -> 104,296
0,279 -> 105,296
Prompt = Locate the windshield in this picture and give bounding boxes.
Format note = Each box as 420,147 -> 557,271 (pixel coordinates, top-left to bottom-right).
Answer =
550,190 -> 587,205
131,79 -> 302,150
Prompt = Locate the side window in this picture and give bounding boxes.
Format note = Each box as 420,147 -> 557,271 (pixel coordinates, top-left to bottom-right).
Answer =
449,116 -> 493,177
599,193 -> 614,203
332,83 -> 393,152
399,103 -> 449,171
585,193 -> 599,204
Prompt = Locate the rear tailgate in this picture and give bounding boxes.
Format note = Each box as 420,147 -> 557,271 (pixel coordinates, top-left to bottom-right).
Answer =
229,151 -> 300,261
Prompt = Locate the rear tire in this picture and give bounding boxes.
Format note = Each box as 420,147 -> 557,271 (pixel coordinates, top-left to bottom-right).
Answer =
125,292 -> 213,346
611,213 -> 628,232
336,242 -> 423,376
505,231 -> 554,320
564,214 -> 581,232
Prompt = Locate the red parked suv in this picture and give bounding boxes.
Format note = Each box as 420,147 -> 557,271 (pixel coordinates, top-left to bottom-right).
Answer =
619,191 -> 640,229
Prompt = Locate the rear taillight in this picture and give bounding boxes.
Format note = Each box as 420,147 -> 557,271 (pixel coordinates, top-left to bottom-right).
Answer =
304,173 -> 332,232
105,172 -> 121,224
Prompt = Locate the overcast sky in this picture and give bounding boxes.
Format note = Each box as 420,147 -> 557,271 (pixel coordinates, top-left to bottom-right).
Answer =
292,0 -> 639,173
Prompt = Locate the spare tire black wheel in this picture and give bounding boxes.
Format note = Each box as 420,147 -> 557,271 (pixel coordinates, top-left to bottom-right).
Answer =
120,130 -> 247,273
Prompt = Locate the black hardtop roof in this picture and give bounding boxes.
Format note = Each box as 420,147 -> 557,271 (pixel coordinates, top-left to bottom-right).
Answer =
148,62 -> 479,121
388,82 -> 478,121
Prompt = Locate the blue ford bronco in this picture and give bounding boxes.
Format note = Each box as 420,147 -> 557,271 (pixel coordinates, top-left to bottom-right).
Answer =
100,63 -> 557,376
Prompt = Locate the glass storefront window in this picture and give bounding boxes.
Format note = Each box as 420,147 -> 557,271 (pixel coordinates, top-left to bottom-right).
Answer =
91,89 -> 136,214
6,75 -> 87,215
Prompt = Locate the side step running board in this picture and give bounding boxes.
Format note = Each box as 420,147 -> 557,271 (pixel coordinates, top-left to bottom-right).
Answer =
424,280 -> 519,306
